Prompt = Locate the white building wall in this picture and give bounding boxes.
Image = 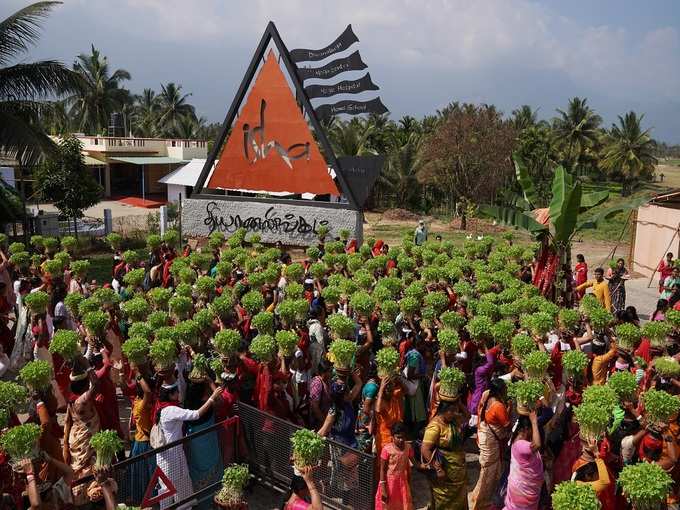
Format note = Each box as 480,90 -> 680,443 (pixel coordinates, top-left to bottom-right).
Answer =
166,184 -> 186,203
633,204 -> 680,279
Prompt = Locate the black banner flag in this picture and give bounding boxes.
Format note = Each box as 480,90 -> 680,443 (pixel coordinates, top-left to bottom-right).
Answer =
290,25 -> 359,63
297,51 -> 367,81
315,97 -> 388,120
304,73 -> 378,99
337,156 -> 384,207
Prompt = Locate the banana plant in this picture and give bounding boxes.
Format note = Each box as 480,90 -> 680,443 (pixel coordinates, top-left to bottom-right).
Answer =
480,155 -> 649,304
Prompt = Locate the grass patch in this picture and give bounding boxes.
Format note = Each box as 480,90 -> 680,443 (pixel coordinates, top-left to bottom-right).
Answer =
86,248 -> 147,285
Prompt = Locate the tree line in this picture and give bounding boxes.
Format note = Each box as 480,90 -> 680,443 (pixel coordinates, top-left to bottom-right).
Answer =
0,2 -> 665,227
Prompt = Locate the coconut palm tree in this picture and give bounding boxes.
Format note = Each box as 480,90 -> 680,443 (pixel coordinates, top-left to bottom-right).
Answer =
600,111 -> 657,195
173,113 -> 206,139
328,118 -> 376,157
156,82 -> 195,136
68,44 -> 131,134
0,1 -> 81,165
132,88 -> 159,137
511,105 -> 539,130
379,132 -> 423,209
552,97 -> 602,170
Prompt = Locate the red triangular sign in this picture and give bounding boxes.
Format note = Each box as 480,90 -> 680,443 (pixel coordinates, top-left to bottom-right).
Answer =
141,465 -> 177,507
207,50 -> 339,196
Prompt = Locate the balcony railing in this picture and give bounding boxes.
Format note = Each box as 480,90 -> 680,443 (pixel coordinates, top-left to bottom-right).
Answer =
77,136 -> 207,149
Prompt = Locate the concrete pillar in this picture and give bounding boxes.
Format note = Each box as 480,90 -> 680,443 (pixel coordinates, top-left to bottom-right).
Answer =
159,206 -> 167,236
103,209 -> 112,234
104,164 -> 111,197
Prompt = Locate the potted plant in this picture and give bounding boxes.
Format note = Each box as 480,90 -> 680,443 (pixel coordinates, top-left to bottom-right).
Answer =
147,310 -> 170,329
582,385 -> 618,414
614,323 -> 642,351
438,328 -> 460,354
19,360 -> 52,393
252,312 -> 275,336
90,429 -> 123,468
214,464 -> 249,509
523,350 -> 551,379
618,462 -> 673,510
195,276 -> 216,300
561,350 -> 589,380
82,310 -> 109,339
326,314 -> 355,341
377,320 -> 397,347
249,334 -> 276,363
275,330 -> 299,357
149,338 -> 178,372
641,321 -> 672,349
375,347 -> 400,378
61,235 -> 77,253
491,319 -> 515,349
48,330 -> 81,361
573,402 -> 610,442
175,320 -> 201,348
122,297 -> 151,323
511,334 -> 536,361
148,287 -> 172,311
321,286 -> 341,306
642,388 -> 680,428
438,367 -> 466,401
350,291 -> 375,317
551,481 -> 600,510
557,309 -> 581,332
653,356 -> 680,379
398,296 -> 420,319
121,337 -> 150,367
168,295 -> 193,321
105,233 -> 123,251
188,353 -> 211,382
291,428 -> 325,472
213,330 -> 242,358
240,290 -> 265,316
440,311 -> 466,331
0,423 -> 41,470
327,339 -> 357,372
508,379 -> 544,415
123,268 -> 145,289
607,371 -> 638,402
0,381 -> 28,428
23,291 -> 50,315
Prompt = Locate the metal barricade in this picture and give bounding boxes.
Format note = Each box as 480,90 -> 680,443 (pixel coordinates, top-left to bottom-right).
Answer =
71,416 -> 241,509
238,403 -> 376,510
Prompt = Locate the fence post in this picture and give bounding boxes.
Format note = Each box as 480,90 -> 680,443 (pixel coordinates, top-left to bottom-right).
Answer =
103,209 -> 113,235
159,205 -> 168,237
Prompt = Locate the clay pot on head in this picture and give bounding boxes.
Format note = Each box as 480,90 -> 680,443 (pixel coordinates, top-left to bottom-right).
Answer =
213,496 -> 247,510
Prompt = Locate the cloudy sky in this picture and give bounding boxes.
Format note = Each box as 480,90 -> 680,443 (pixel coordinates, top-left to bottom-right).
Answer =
5,0 -> 680,141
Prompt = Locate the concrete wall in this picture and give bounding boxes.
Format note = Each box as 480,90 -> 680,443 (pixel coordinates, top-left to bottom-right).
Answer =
166,184 -> 186,203
182,197 -> 363,246
632,204 -> 680,278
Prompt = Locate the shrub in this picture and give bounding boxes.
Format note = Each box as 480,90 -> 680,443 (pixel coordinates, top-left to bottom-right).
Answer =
123,268 -> 145,287
440,311 -> 466,330
121,297 -> 151,322
511,334 -> 536,360
8,242 -> 25,254
438,328 -> 460,353
321,286 -> 341,305
168,295 -> 193,319
63,293 -> 84,318
241,290 -> 265,315
0,382 -> 28,426
491,319 -> 515,348
380,300 -> 399,322
350,291 -> 375,317
588,307 -> 613,331
653,356 -> 680,378
147,310 -> 170,329
508,379 -> 544,410
463,315 -> 491,342
582,385 -> 618,413
123,249 -> 141,266
9,251 -> 30,268
105,233 -> 123,250
284,263 -> 305,282
175,320 -> 200,346
162,229 -> 179,246
641,321 -> 672,348
195,276 -> 216,298
70,260 -> 90,277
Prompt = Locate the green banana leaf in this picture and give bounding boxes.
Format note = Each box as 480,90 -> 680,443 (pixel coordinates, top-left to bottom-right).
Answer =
478,204 -> 547,233
575,195 -> 651,233
513,155 -> 540,210
579,190 -> 610,212
548,166 -> 582,243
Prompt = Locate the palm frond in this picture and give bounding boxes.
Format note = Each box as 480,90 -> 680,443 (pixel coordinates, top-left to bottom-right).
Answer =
0,1 -> 61,65
0,60 -> 81,99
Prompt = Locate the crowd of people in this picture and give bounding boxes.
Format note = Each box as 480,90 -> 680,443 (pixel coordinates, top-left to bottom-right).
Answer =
0,225 -> 679,510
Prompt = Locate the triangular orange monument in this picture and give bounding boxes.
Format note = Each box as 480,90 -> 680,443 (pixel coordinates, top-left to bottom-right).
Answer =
184,22 -> 380,245
207,50 -> 339,196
